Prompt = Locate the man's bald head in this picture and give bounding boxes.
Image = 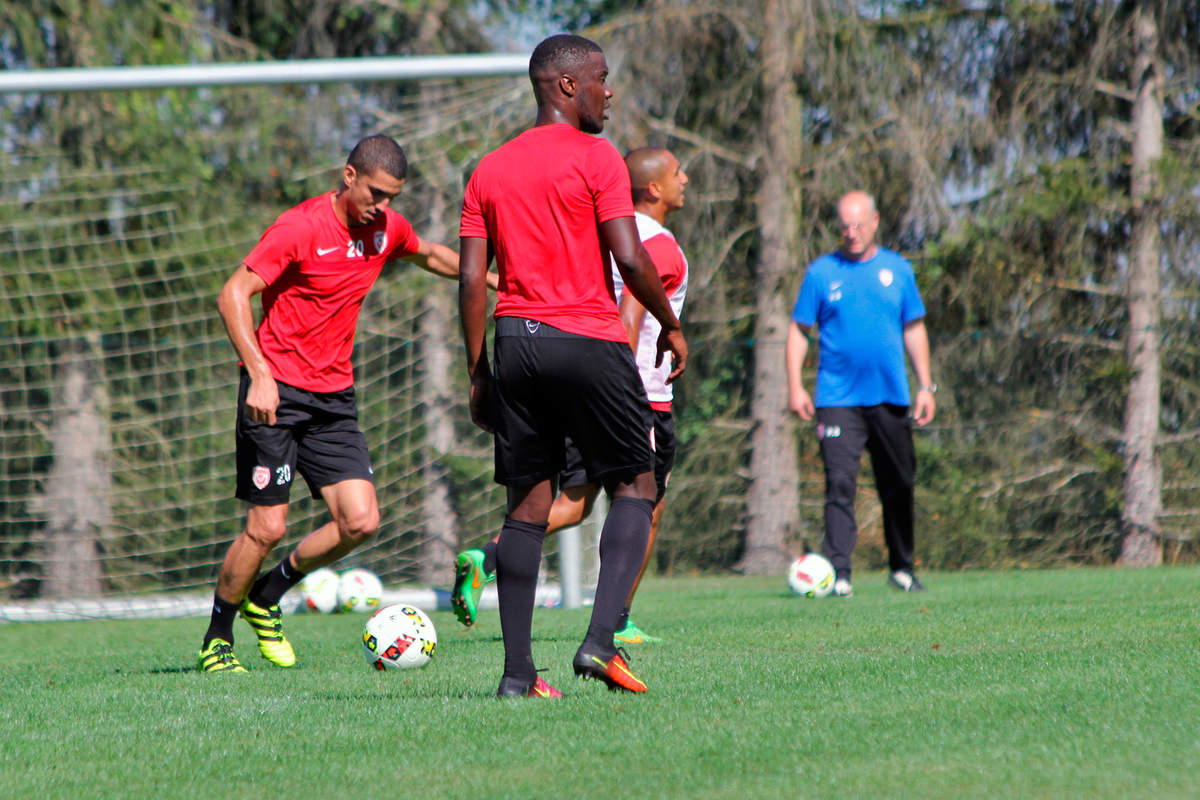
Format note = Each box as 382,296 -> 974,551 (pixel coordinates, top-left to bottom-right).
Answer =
626,147 -> 687,218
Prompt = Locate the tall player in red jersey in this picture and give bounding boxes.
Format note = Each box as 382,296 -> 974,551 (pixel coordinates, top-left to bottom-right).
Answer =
451,147 -> 690,647
459,34 -> 687,698
199,135 -> 478,673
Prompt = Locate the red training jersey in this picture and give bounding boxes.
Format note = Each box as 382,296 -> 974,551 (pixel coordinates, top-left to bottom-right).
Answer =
611,212 -> 689,411
459,123 -> 635,342
242,192 -> 421,392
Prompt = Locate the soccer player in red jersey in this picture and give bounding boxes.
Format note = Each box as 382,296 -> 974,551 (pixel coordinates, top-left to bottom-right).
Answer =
452,147 -> 691,647
198,134 -> 481,673
459,34 -> 688,698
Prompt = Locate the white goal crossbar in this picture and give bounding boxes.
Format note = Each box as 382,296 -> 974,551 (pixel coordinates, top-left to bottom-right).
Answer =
0,54 -> 528,93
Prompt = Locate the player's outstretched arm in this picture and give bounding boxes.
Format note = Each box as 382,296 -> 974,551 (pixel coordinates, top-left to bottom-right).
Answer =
602,216 -> 687,381
217,265 -> 279,425
399,237 -> 499,289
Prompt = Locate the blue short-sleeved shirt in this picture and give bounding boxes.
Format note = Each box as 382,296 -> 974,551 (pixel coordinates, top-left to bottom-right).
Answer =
791,247 -> 926,408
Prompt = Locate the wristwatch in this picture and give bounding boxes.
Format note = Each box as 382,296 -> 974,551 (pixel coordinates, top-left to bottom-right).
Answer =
919,383 -> 938,394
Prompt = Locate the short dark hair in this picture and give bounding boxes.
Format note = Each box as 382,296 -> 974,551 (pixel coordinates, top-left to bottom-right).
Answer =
528,34 -> 603,84
347,134 -> 408,180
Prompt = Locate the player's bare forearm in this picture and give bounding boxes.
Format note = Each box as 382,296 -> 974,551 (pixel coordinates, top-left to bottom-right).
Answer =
458,237 -> 491,376
217,266 -> 271,381
785,322 -> 814,419
618,293 -> 647,352
217,265 -> 278,423
903,318 -> 932,387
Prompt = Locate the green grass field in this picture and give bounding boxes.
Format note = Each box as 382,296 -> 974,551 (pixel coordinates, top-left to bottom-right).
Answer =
2,567 -> 1198,799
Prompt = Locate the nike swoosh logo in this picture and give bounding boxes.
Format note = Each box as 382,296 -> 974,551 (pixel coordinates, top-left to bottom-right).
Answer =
471,573 -> 483,590
317,246 -> 339,256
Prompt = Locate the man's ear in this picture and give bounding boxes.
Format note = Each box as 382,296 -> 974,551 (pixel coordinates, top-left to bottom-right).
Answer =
342,164 -> 357,188
647,180 -> 664,202
559,74 -> 576,98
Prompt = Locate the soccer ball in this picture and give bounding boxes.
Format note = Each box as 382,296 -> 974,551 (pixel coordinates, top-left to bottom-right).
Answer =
337,568 -> 383,613
787,553 -> 835,598
297,566 -> 340,614
362,604 -> 437,670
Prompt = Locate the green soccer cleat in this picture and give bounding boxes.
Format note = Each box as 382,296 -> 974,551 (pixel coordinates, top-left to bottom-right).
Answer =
198,638 -> 247,673
240,599 -> 296,667
613,619 -> 663,645
451,548 -> 493,627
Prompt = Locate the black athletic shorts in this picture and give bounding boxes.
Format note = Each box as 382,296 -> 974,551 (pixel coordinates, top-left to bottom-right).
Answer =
492,317 -> 654,488
234,371 -> 374,504
561,409 -> 676,502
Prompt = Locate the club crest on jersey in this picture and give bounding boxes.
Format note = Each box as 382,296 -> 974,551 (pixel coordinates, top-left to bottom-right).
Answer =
252,466 -> 271,490
374,231 -> 387,253
879,268 -> 894,287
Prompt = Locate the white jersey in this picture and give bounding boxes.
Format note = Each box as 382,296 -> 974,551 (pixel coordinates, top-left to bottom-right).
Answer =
611,211 -> 689,406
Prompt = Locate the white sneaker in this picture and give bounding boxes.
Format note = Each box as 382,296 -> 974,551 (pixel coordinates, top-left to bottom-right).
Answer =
832,578 -> 853,597
888,570 -> 926,593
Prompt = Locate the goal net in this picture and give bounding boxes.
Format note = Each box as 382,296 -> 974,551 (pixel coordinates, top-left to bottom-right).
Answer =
0,67 -> 594,619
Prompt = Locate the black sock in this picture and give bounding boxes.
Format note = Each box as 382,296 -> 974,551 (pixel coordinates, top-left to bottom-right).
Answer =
248,557 -> 307,607
203,594 -> 241,647
615,606 -> 631,631
583,497 -> 654,652
482,539 -> 499,575
495,516 -> 547,682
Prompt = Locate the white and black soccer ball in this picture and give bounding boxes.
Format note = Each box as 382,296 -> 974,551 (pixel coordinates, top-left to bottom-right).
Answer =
362,604 -> 437,670
787,553 -> 836,598
337,567 -> 383,613
297,566 -> 340,614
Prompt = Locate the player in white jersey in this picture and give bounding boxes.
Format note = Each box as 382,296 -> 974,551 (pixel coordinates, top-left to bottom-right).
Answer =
451,147 -> 689,643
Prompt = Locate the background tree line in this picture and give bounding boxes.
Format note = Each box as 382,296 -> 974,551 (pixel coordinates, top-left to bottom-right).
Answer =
1,0 -> 1198,599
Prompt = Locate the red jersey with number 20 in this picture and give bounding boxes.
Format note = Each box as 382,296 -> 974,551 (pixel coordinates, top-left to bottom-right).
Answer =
243,192 -> 420,392
459,123 -> 635,342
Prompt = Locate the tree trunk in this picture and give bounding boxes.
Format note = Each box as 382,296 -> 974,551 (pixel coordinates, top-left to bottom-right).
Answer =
739,0 -> 802,574
1118,5 -> 1163,567
43,338 -> 108,598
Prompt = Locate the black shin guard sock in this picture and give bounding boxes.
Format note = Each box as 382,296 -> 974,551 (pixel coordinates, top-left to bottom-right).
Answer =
496,517 -> 547,682
615,606 -> 632,632
203,594 -> 241,647
482,539 -> 499,576
584,496 -> 654,651
248,557 -> 307,608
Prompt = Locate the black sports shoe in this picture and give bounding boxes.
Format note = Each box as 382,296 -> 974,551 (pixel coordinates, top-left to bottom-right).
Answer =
496,670 -> 561,698
888,570 -> 926,592
572,645 -> 647,692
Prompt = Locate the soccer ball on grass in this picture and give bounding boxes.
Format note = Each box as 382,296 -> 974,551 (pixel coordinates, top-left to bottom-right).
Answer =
337,567 -> 383,613
362,604 -> 437,670
296,567 -> 340,614
787,553 -> 835,598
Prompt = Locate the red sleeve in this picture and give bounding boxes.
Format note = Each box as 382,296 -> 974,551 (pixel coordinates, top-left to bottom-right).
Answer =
243,215 -> 310,285
459,171 -> 488,239
642,234 -> 685,294
387,212 -> 421,258
589,140 -> 635,223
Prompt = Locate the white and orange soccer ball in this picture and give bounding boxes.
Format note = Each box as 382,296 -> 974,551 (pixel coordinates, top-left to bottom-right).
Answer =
787,553 -> 836,598
337,568 -> 383,613
362,604 -> 437,670
297,567 -> 340,614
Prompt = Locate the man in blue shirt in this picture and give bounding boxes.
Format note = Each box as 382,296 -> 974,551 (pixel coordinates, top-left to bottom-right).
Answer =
785,190 -> 936,596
